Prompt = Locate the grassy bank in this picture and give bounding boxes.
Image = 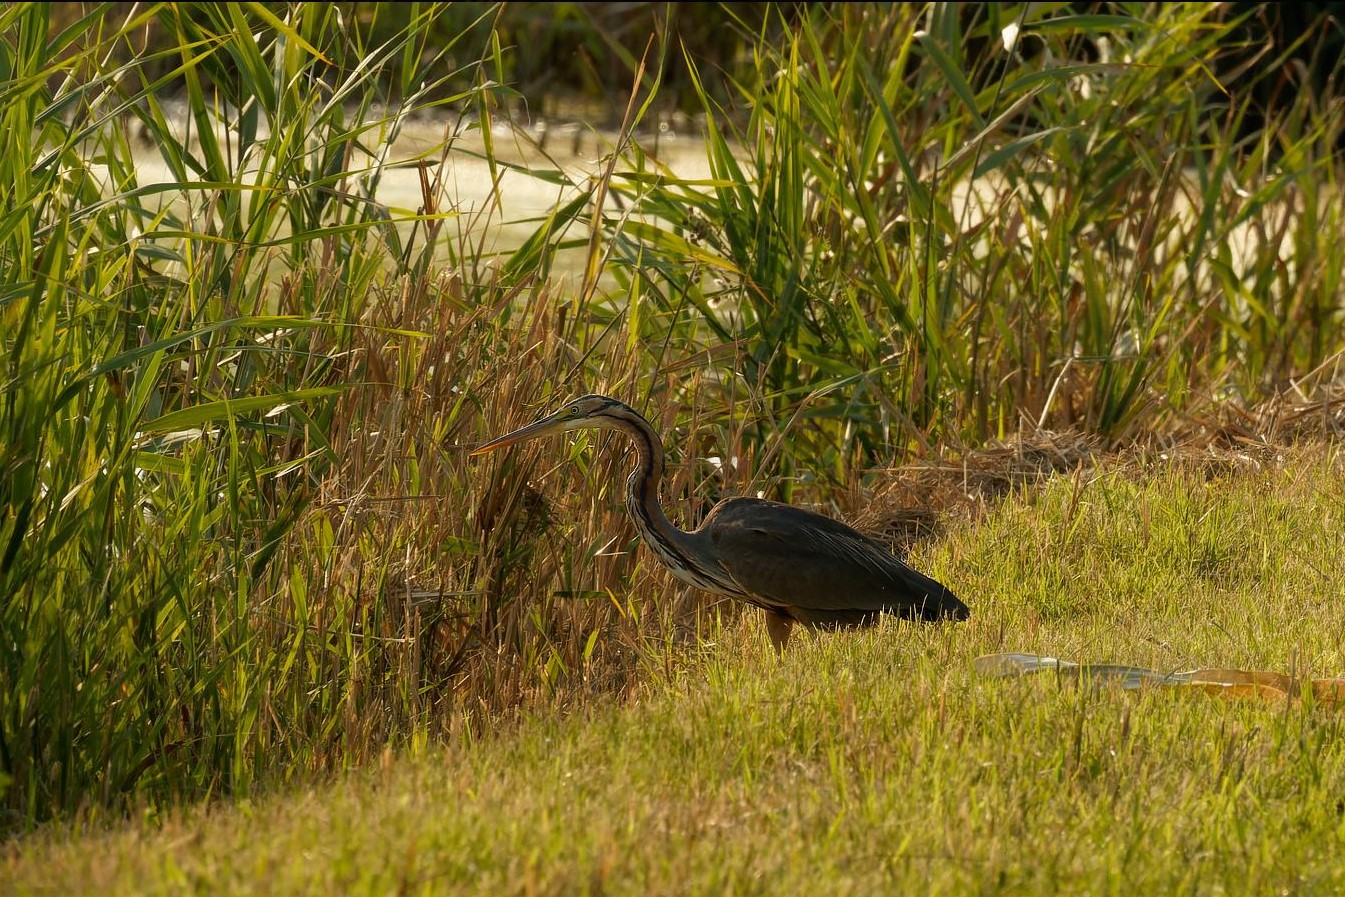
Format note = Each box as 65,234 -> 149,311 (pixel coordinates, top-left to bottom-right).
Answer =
2,1 -> 1344,835
5,450 -> 1344,894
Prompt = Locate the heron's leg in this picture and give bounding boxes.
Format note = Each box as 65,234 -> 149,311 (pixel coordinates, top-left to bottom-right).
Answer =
764,611 -> 793,653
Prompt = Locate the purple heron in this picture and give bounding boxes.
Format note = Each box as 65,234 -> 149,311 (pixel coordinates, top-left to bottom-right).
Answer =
471,395 -> 969,650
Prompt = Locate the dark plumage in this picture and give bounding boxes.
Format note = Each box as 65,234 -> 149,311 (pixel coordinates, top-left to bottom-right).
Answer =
472,395 -> 968,650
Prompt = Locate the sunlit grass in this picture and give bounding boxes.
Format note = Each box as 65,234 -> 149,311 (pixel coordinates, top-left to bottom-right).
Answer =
5,450 -> 1343,895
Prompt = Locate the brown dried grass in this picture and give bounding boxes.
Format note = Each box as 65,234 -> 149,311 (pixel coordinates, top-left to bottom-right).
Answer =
856,381 -> 1345,554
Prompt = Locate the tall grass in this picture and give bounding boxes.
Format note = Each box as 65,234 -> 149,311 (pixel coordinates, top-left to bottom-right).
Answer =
607,3 -> 1345,465
0,0 -> 518,829
2,1 -> 1343,835
0,0 -> 752,832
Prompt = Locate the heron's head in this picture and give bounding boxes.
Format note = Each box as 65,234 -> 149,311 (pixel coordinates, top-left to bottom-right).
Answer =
470,394 -> 636,457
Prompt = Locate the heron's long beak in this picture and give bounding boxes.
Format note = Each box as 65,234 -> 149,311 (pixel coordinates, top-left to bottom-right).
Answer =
469,413 -> 567,457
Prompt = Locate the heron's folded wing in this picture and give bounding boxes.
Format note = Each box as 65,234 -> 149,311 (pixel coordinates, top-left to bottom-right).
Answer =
705,500 -> 962,621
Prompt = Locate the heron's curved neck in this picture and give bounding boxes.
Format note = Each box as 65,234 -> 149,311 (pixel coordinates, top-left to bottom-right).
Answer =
607,407 -> 737,595
611,413 -> 687,546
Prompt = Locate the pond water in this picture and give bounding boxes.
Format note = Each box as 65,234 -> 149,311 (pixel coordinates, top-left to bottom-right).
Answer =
128,115 -> 718,283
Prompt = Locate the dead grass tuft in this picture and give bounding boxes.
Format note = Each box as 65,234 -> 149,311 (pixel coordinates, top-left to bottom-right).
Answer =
856,384 -> 1345,555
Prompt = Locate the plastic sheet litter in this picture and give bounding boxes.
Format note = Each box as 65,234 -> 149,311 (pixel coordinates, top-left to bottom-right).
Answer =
975,653 -> 1345,710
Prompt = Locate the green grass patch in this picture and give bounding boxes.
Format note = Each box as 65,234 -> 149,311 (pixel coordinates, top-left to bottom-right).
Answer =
5,451 -> 1343,895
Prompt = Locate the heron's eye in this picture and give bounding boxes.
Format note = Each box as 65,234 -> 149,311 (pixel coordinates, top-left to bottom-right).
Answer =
568,404 -> 581,416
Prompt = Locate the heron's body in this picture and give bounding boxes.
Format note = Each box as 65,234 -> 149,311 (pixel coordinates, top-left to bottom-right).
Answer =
472,395 -> 968,649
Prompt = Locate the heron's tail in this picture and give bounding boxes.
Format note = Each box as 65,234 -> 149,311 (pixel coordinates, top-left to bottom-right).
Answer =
900,565 -> 969,621
924,585 -> 969,621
